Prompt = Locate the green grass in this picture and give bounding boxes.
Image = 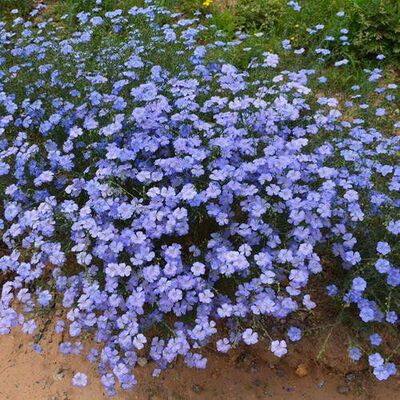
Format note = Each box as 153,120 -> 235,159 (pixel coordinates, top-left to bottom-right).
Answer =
156,0 -> 399,96
1,0 -> 398,129
0,0 -> 34,17
3,0 -> 399,67
175,0 -> 400,60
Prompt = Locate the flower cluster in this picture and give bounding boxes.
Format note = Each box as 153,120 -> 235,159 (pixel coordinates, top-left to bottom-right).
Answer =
0,1 -> 399,394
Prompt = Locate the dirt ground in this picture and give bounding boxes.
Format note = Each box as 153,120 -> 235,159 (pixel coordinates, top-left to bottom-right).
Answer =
0,326 -> 399,400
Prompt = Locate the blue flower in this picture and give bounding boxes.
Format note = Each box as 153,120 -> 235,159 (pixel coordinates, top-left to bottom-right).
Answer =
352,277 -> 367,292
369,334 -> 382,346
242,329 -> 259,345
287,326 -> 302,342
72,373 -> 88,387
348,347 -> 362,361
368,353 -> 384,368
377,242 -> 391,255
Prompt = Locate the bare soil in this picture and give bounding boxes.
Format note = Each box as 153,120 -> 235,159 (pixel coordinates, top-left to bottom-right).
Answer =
0,326 -> 399,400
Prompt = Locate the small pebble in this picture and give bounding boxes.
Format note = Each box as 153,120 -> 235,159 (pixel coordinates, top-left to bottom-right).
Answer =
192,384 -> 203,394
316,379 -> 325,388
345,372 -> 356,383
53,368 -> 65,382
295,363 -> 308,378
249,361 -> 258,373
137,357 -> 148,367
337,385 -> 351,395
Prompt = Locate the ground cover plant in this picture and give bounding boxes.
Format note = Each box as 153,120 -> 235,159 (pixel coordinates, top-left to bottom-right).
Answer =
161,0 -> 400,97
0,0 -> 399,396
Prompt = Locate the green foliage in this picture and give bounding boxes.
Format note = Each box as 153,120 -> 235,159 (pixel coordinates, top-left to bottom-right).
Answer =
176,0 -> 400,67
187,0 -> 398,96
350,0 -> 400,58
235,0 -> 285,32
209,9 -> 238,35
0,0 -> 34,17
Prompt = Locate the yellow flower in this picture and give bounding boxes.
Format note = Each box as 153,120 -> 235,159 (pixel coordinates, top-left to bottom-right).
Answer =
203,0 -> 214,6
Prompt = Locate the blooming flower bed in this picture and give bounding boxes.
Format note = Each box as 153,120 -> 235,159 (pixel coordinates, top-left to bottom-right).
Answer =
0,0 -> 399,394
